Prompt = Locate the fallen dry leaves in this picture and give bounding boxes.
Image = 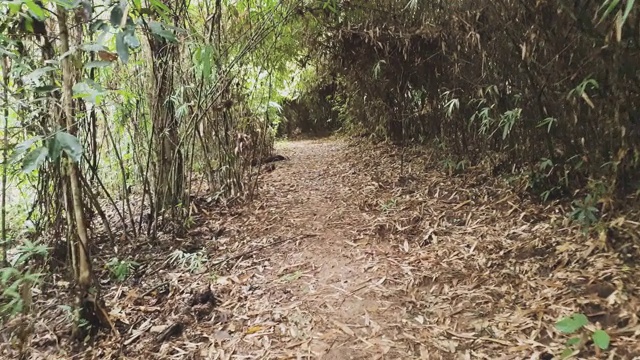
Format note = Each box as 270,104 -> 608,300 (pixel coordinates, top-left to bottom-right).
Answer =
2,138 -> 639,359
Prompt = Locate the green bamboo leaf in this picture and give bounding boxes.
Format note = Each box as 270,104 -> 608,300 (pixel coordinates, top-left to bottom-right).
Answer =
621,0 -> 635,26
599,0 -> 621,24
592,330 -> 610,350
116,31 -> 129,63
0,267 -> 19,284
110,5 -> 124,28
149,0 -> 171,20
11,136 -> 42,162
24,0 -> 45,19
124,32 -> 140,48
555,313 -> 589,334
566,336 -> 581,346
149,21 -> 177,42
22,146 -> 49,173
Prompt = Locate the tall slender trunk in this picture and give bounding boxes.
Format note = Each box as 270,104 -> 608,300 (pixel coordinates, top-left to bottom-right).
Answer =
58,4 -> 92,290
148,33 -> 184,221
57,6 -> 115,339
1,56 -> 9,267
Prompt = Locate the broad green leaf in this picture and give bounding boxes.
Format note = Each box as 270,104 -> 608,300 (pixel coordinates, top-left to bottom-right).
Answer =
84,61 -> 112,69
72,80 -> 105,104
55,132 -> 83,162
592,330 -> 610,350
47,136 -> 62,161
566,336 -> 581,346
115,31 -> 129,63
22,147 -> 49,173
90,19 -> 108,33
124,32 -> 141,48
110,5 -> 124,28
23,66 -> 56,83
555,313 -> 588,334
10,136 -> 42,163
149,21 -> 176,42
7,2 -> 21,14
23,17 -> 34,33
82,43 -> 108,52
24,0 -> 45,19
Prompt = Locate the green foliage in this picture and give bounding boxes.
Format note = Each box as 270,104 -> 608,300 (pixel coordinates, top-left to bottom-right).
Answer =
592,329 -> 611,349
58,304 -> 90,330
526,158 -> 565,202
168,249 -> 207,273
441,158 -> 466,175
299,0 -> 640,209
556,313 -> 589,333
597,0 -> 636,26
12,132 -> 83,173
106,257 -> 139,282
555,313 -> 611,357
0,239 -> 47,319
381,197 -> 397,212
0,268 -> 42,318
570,194 -> 600,230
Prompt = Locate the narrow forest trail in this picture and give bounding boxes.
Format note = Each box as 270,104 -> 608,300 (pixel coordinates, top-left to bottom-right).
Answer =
21,139 -> 639,360
215,139 -> 408,359
188,139 -> 639,359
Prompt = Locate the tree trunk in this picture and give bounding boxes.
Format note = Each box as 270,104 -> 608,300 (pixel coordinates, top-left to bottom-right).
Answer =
148,34 -> 184,218
57,5 -> 110,338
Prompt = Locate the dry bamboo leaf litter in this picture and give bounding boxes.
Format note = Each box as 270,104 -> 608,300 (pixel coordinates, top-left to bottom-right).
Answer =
3,139 -> 640,359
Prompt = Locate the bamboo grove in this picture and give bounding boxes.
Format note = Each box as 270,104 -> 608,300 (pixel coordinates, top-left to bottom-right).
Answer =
1,0 -> 299,339
1,0 -> 639,352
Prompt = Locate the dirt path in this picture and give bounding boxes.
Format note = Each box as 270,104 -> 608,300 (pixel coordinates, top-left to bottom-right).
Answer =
192,139 -> 640,360
13,139 -> 639,360
218,139 -> 406,359
198,138 -> 638,360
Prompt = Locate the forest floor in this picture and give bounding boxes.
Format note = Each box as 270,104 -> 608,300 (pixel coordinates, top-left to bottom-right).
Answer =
6,139 -> 640,359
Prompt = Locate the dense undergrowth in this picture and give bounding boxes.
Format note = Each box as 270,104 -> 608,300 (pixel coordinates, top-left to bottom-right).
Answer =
0,0 -> 302,343
282,1 -> 640,268
289,1 -> 640,208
